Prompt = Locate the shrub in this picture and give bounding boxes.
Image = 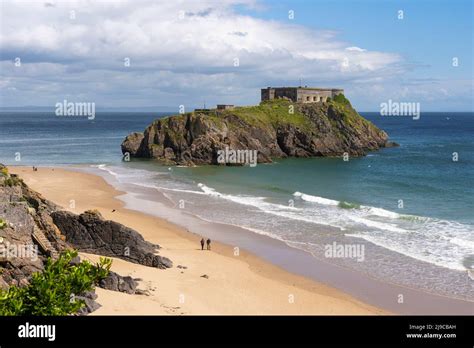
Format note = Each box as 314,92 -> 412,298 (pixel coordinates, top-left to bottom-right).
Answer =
332,93 -> 350,105
0,250 -> 111,316
0,218 -> 6,229
2,176 -> 22,187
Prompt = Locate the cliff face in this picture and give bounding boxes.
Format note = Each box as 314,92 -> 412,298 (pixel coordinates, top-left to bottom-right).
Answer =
121,95 -> 395,165
0,166 -> 172,292
0,166 -> 66,289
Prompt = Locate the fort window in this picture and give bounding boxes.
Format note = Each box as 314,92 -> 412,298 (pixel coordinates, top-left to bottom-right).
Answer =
313,96 -> 317,101
306,96 -> 310,101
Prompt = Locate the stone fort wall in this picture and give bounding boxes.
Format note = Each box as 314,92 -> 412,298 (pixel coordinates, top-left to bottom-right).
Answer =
261,87 -> 344,103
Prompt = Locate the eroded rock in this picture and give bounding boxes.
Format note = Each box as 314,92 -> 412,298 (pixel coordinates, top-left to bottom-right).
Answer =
51,210 -> 173,269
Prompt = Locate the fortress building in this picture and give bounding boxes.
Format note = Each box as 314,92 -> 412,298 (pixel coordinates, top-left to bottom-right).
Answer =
261,86 -> 344,103
216,104 -> 234,110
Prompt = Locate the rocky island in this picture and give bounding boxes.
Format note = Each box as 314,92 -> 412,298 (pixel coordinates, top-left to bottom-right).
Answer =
121,93 -> 397,166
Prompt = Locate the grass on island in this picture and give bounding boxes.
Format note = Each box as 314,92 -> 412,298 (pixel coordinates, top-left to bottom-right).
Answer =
155,94 -> 381,136
224,99 -> 313,131
329,94 -> 380,133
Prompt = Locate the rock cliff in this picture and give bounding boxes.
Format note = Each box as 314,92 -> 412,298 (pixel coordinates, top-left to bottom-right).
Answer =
51,210 -> 172,269
0,165 -> 172,311
122,95 -> 397,165
0,166 -> 66,288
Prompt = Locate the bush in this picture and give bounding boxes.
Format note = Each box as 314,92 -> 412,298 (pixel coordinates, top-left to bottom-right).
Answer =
332,93 -> 350,105
0,250 -> 111,315
0,218 -> 6,229
2,177 -> 22,187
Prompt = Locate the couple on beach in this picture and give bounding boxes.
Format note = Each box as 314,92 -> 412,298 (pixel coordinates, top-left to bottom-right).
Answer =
200,238 -> 211,251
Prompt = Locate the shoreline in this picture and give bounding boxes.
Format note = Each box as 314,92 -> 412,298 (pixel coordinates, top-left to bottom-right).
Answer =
10,165 -> 385,315
84,164 -> 474,314
9,165 -> 474,314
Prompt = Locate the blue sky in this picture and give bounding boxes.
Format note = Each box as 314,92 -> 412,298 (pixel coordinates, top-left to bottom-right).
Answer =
249,0 -> 472,77
0,0 -> 472,111
242,0 -> 473,110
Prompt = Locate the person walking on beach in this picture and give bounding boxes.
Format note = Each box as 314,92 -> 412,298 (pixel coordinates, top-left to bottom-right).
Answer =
200,238 -> 205,251
206,238 -> 211,251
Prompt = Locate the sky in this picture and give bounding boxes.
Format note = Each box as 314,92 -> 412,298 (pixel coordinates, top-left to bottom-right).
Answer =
0,0 -> 472,111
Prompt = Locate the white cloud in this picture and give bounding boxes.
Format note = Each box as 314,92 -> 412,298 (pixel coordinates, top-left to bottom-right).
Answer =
345,46 -> 367,52
0,0 -> 418,108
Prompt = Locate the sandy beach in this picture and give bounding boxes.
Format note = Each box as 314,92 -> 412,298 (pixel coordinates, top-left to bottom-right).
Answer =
9,166 -> 386,315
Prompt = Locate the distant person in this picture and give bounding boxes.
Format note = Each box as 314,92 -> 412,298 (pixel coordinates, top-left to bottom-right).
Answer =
206,238 -> 211,251
200,238 -> 205,251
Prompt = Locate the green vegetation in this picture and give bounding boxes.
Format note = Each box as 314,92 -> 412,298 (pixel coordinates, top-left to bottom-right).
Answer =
157,95 -> 380,137
327,94 -> 379,133
0,167 -> 8,177
332,93 -> 351,106
0,250 -> 111,316
160,100 -> 313,132
1,174 -> 22,187
0,218 -> 7,229
223,99 -> 313,131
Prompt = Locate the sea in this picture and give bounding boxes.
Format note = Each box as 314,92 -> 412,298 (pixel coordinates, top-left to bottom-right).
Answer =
1,111 -> 473,300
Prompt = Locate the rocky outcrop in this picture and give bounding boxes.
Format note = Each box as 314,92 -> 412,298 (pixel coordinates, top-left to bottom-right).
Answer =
121,132 -> 144,156
0,165 -> 66,288
76,290 -> 101,316
51,210 -> 173,269
99,271 -> 139,294
0,165 -> 172,315
122,96 -> 397,165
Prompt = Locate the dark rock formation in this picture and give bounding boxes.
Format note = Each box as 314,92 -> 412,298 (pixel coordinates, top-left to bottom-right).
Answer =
99,270 -> 139,294
384,141 -> 400,148
0,165 -> 66,287
51,210 -> 173,269
121,132 -> 144,156
0,165 -> 172,315
76,290 -> 101,316
122,96 -> 397,165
